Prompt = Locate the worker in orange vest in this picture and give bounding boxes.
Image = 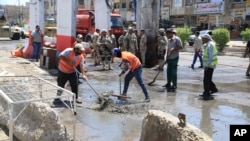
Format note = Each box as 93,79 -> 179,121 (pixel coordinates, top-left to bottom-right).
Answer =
113,48 -> 150,103
54,43 -> 88,104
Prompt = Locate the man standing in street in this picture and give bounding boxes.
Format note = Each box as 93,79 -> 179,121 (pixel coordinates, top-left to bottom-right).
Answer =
191,31 -> 203,69
92,28 -> 101,65
162,28 -> 183,92
201,34 -> 218,100
244,40 -> 250,76
97,29 -> 113,70
54,43 -> 88,104
118,30 -> 127,51
156,28 -> 168,70
124,27 -> 138,55
31,25 -> 43,62
139,29 -> 147,67
113,48 -> 150,103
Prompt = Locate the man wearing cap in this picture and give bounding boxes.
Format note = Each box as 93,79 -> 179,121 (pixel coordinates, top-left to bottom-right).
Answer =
162,28 -> 183,92
112,48 -> 150,103
157,28 -> 168,70
118,30 -> 127,51
97,29 -> 113,70
108,29 -> 117,63
201,34 -> 218,100
190,31 -> 203,69
139,29 -> 147,67
124,27 -> 138,55
54,43 -> 88,104
92,29 -> 101,65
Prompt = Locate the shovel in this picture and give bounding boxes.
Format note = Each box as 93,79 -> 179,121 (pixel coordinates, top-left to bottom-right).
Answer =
148,60 -> 168,86
74,67 -> 102,98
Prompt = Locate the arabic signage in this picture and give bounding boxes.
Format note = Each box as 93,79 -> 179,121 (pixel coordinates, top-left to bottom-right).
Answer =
194,2 -> 224,14
246,0 -> 250,15
231,9 -> 245,18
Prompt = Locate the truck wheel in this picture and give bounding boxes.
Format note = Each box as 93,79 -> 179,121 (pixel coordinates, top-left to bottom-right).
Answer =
12,33 -> 21,40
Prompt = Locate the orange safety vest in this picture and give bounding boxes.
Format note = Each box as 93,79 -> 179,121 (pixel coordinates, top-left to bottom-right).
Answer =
122,52 -> 141,71
59,49 -> 83,73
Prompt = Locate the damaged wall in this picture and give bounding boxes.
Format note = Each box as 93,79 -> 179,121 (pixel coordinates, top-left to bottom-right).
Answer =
140,110 -> 212,141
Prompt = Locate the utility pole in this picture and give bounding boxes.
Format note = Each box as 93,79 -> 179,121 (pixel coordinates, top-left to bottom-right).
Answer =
18,0 -> 21,26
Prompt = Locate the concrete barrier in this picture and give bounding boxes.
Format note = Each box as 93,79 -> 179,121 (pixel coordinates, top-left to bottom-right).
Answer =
140,110 -> 212,141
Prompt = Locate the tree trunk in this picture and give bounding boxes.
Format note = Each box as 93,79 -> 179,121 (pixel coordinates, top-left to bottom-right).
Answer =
136,0 -> 160,67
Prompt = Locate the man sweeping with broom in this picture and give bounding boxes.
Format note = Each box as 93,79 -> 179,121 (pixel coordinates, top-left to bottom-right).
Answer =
112,48 -> 150,103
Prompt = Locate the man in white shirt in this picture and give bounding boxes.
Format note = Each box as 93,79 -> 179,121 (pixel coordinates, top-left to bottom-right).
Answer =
191,31 -> 203,69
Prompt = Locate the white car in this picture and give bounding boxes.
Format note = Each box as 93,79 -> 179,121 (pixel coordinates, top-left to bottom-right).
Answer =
188,30 -> 212,46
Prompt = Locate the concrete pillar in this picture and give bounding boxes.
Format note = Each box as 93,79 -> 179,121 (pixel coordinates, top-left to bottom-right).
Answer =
94,0 -> 111,30
56,0 -> 77,52
23,0 -> 44,58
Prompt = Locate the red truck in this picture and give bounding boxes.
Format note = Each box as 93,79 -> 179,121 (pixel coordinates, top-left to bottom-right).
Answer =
76,9 -> 124,42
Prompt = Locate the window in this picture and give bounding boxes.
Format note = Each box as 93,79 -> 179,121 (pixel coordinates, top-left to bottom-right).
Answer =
122,3 -> 126,8
186,0 -> 193,5
78,0 -> 84,5
114,3 -> 120,9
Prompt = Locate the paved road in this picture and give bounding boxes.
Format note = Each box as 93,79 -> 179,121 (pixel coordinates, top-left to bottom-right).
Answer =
0,38 -> 249,141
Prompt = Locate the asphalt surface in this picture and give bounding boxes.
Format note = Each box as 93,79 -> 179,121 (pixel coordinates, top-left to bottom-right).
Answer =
0,38 -> 249,141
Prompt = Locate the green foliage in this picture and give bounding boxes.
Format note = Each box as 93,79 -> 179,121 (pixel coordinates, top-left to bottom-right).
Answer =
176,26 -> 192,48
240,28 -> 250,43
212,28 -> 230,52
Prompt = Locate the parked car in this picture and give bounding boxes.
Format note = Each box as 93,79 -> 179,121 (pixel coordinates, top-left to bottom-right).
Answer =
188,30 -> 212,46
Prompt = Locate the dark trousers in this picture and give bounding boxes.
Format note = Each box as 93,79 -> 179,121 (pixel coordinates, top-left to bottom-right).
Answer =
57,70 -> 79,98
167,57 -> 179,86
203,68 -> 217,95
123,66 -> 149,99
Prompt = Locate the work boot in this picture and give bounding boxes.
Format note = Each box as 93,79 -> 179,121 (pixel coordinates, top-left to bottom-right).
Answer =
143,98 -> 150,103
162,82 -> 171,88
169,85 -> 177,92
191,64 -> 194,69
76,98 -> 82,104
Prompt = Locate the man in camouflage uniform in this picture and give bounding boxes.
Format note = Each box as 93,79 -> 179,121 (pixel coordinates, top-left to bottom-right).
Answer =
157,28 -> 168,70
92,28 -> 100,65
118,30 -> 127,51
108,29 -> 117,63
139,29 -> 147,67
124,27 -> 138,55
97,29 -> 113,70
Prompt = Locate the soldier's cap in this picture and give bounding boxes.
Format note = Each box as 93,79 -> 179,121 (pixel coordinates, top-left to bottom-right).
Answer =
128,27 -> 133,31
166,28 -> 175,33
101,29 -> 107,33
159,28 -> 165,32
112,48 -> 120,54
77,34 -> 83,39
74,43 -> 85,51
201,34 -> 212,40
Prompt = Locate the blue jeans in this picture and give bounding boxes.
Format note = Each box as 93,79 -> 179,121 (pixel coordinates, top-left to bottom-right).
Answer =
32,42 -> 42,60
192,52 -> 203,67
123,66 -> 149,99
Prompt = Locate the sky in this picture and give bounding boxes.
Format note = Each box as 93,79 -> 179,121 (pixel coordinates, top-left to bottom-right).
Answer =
0,0 -> 29,6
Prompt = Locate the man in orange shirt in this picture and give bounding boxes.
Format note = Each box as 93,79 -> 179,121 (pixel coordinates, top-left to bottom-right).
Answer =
113,48 -> 150,102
